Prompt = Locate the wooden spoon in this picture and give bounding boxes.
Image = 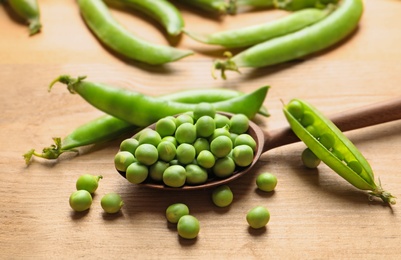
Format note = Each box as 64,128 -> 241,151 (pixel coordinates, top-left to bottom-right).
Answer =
118,97 -> 401,190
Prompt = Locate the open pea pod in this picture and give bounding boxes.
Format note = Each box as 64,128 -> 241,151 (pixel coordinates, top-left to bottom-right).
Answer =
283,99 -> 395,204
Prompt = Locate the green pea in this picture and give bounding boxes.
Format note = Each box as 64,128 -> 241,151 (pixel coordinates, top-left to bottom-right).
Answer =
246,206 -> 270,229
119,138 -> 139,155
157,141 -> 177,162
209,126 -> 231,141
126,162 -> 149,184
69,190 -> 92,212
175,114 -> 194,127
175,122 -> 197,144
193,102 -> 216,120
155,117 -> 176,137
197,150 -> 215,169
306,125 -> 319,138
166,203 -> 189,224
210,135 -> 233,158
229,132 -> 238,145
300,111 -> 315,127
234,134 -> 257,151
161,136 -> 177,147
301,148 -> 321,169
319,133 -> 335,150
286,99 -> 304,120
176,143 -> 196,165
348,160 -> 362,175
232,144 -> 254,167
185,164 -> 208,185
229,114 -> 249,134
135,144 -> 158,165
213,156 -> 235,178
193,138 -> 210,155
195,116 -> 216,138
114,151 -> 136,172
76,174 -> 103,194
149,161 -> 169,182
212,185 -> 233,207
138,129 -> 162,147
101,193 -> 123,214
163,165 -> 186,187
177,215 -> 200,239
256,173 -> 277,192
214,113 -> 231,128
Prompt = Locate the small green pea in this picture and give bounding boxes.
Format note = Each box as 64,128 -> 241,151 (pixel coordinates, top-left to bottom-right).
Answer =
256,173 -> 277,192
175,114 -> 194,127
119,138 -> 139,154
287,100 -> 304,120
193,102 -> 216,120
69,190 -> 92,212
126,162 -> 149,184
155,117 -> 176,137
232,144 -> 254,167
177,215 -> 200,239
157,141 -> 177,162
319,133 -> 335,150
138,129 -> 162,147
229,114 -> 249,134
301,148 -> 321,169
210,135 -> 233,158
163,165 -> 186,187
195,116 -> 216,138
305,125 -> 319,138
175,122 -> 197,144
213,156 -> 235,178
246,206 -> 270,229
101,193 -> 123,214
176,143 -> 196,165
161,136 -> 177,147
197,150 -> 215,169
185,164 -> 208,185
193,138 -> 210,155
300,111 -> 315,127
114,151 -> 136,172
348,160 -> 363,174
214,114 -> 231,128
135,144 -> 159,166
149,161 -> 169,182
209,126 -> 231,141
166,203 -> 189,223
76,174 -> 103,194
212,185 -> 233,207
234,134 -> 257,151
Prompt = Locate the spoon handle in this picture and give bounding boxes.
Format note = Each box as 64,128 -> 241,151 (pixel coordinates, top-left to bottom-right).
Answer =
264,97 -> 401,151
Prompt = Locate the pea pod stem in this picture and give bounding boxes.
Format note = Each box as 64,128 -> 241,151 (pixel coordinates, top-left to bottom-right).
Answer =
213,0 -> 363,79
283,99 -> 396,205
8,0 -> 42,35
105,0 -> 185,36
49,75 -> 268,127
77,0 -> 193,65
185,7 -> 332,49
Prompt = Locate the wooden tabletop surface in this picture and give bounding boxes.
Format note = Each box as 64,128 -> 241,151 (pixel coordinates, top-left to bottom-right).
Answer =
1,0 -> 400,259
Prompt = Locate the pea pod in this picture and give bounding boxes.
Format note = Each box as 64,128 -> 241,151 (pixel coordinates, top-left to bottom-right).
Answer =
24,87 -> 269,164
8,0 -> 41,35
77,0 -> 193,65
49,75 -> 268,127
213,0 -> 363,79
106,0 -> 185,36
184,7 -> 332,48
176,0 -> 237,15
283,99 -> 395,205
275,0 -> 339,11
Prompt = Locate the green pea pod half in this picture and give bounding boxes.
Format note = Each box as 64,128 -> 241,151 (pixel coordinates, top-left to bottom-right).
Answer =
77,0 -> 193,65
106,0 -> 184,36
283,99 -> 395,205
8,0 -> 41,35
184,7 -> 333,48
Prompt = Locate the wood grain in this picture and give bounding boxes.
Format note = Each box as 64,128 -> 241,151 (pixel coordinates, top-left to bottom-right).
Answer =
1,0 -> 400,259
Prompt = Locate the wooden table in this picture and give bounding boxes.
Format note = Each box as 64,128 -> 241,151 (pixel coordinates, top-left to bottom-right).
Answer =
1,1 -> 400,259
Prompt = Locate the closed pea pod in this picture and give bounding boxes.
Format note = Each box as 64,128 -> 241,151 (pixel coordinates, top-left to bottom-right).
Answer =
184,7 -> 333,48
283,99 -> 395,204
49,75 -> 269,127
106,0 -> 185,36
213,0 -> 363,79
8,0 -> 41,35
77,0 -> 193,65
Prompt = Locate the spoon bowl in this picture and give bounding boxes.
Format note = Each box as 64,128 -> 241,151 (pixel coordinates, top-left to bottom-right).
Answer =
117,97 -> 401,190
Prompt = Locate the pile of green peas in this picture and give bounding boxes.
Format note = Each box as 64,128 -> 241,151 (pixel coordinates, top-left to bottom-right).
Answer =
114,103 -> 257,188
